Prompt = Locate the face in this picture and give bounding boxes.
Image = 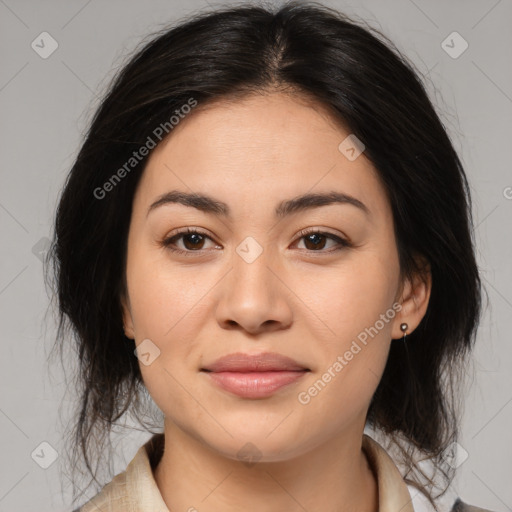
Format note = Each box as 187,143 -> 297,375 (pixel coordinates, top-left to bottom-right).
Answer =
122,91 -> 425,462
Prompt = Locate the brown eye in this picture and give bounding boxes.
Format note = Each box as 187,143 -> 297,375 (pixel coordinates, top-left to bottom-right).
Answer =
178,232 -> 206,250
302,232 -> 329,250
295,229 -> 351,252
161,228 -> 219,255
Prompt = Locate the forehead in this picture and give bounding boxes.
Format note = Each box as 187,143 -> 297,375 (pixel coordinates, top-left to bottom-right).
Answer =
134,92 -> 390,223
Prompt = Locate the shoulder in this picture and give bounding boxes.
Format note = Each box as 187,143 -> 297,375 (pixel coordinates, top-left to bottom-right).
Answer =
363,433 -> 496,512
72,470 -> 129,512
72,433 -> 167,512
406,483 -> 496,512
450,498 -> 496,512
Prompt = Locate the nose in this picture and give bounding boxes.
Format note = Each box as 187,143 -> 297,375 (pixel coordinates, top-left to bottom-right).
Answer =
214,246 -> 293,336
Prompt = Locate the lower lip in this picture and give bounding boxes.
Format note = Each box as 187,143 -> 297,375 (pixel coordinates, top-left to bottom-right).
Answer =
203,370 -> 308,399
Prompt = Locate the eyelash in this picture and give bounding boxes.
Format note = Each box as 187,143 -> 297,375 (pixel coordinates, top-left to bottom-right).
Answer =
160,227 -> 351,257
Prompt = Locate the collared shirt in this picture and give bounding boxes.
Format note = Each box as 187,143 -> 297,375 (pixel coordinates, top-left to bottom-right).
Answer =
75,433 -> 488,512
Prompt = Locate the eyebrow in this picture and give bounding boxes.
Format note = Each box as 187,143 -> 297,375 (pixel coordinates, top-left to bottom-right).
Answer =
146,190 -> 370,218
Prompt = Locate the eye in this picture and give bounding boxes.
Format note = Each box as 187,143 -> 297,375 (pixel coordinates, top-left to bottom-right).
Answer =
161,228 -> 220,256
293,228 -> 351,252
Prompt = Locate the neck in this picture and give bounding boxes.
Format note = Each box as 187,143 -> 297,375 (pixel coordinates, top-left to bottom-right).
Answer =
154,421 -> 378,512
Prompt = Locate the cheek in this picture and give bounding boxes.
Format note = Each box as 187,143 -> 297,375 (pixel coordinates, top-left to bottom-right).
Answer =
295,251 -> 399,346
125,250 -> 213,413
129,267 -> 212,367
127,247 -> 213,337
292,251 -> 398,416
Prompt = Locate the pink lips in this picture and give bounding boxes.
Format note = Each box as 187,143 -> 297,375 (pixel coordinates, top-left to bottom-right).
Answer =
201,352 -> 310,399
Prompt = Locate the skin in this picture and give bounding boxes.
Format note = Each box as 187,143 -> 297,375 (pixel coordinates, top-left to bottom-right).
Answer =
121,91 -> 431,512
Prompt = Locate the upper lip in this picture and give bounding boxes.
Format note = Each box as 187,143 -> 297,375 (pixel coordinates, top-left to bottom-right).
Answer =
201,352 -> 310,372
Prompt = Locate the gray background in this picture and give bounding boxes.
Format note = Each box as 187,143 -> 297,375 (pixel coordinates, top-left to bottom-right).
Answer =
0,0 -> 511,511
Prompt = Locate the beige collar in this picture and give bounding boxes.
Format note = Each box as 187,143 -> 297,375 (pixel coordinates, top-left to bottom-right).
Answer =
362,434 -> 415,512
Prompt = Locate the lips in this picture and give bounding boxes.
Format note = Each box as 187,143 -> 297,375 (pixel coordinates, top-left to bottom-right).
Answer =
201,352 -> 310,399
201,352 -> 309,373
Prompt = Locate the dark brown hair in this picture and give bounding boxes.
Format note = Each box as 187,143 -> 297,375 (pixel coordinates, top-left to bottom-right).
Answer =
45,1 -> 482,508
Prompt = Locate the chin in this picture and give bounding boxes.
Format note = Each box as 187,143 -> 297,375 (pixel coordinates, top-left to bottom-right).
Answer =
197,423 -> 317,464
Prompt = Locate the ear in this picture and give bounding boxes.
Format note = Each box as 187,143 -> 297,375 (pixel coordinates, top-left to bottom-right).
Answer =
391,255 -> 432,340
121,291 -> 135,340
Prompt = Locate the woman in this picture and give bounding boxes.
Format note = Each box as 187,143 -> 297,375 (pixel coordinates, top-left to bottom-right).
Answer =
46,2 -> 492,511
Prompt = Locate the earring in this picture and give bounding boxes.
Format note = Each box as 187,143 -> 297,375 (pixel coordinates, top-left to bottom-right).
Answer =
400,322 -> 408,342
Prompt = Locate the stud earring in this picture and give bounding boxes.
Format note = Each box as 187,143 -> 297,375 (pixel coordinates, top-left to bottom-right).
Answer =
400,322 -> 408,342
